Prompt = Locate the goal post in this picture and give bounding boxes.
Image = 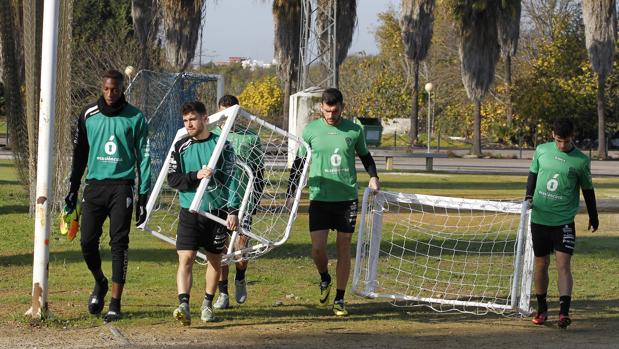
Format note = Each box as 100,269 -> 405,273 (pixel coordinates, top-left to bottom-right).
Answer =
352,188 -> 533,315
140,105 -> 311,264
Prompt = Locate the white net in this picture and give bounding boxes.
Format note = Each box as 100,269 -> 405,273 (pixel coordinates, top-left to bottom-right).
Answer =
352,189 -> 534,315
143,105 -> 311,264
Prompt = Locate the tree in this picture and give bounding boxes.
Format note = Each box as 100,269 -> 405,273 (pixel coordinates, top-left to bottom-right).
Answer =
317,0 -> 357,86
272,0 -> 302,130
239,76 -> 283,122
161,0 -> 203,71
449,0 -> 501,156
582,0 -> 617,159
497,0 -> 521,124
131,0 -> 160,70
400,0 -> 435,146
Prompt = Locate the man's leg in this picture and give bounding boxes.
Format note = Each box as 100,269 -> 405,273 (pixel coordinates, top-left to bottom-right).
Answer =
214,237 -> 231,309
234,234 -> 249,304
532,255 -> 550,324
201,251 -> 222,322
174,250 -> 196,325
335,231 -> 352,298
310,229 -> 332,306
556,251 -> 573,327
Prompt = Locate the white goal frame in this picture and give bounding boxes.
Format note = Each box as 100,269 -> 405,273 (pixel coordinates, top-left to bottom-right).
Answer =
352,188 -> 534,315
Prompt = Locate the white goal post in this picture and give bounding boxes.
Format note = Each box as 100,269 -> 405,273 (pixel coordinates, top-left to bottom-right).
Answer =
352,188 -> 534,315
140,105 -> 311,264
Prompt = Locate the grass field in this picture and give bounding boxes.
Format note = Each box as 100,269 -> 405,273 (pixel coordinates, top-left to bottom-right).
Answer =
0,160 -> 618,348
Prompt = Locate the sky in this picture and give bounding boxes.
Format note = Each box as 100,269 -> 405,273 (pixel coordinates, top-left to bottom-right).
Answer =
198,0 -> 399,64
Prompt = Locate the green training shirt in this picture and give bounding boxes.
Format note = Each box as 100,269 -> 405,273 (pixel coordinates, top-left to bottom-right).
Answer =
529,141 -> 594,226
167,133 -> 240,212
298,118 -> 370,202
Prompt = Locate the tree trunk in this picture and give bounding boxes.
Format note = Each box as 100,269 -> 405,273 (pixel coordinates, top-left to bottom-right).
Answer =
409,60 -> 420,147
473,100 -> 482,156
505,54 -> 513,124
597,73 -> 607,160
282,78 -> 291,131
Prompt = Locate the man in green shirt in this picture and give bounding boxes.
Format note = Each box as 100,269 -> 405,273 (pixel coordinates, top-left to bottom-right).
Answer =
168,101 -> 239,325
525,118 -> 598,329
288,88 -> 380,316
65,70 -> 151,323
211,95 -> 265,310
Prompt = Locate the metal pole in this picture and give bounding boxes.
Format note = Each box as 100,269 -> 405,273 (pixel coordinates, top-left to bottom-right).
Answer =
27,0 -> 60,319
427,91 -> 431,153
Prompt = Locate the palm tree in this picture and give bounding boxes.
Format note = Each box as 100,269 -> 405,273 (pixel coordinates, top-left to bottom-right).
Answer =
273,0 -> 302,130
450,0 -> 500,156
582,0 -> 616,160
316,0 -> 357,87
400,0 -> 435,147
132,0 -> 160,70
161,0 -> 204,71
497,0 -> 521,125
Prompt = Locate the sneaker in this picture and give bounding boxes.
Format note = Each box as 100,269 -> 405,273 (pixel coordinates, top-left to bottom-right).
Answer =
558,314 -> 571,329
319,281 -> 332,306
213,293 -> 230,309
200,300 -> 216,322
332,301 -> 348,317
532,311 -> 548,325
173,302 -> 191,326
103,310 -> 121,323
88,278 -> 108,315
235,279 -> 247,304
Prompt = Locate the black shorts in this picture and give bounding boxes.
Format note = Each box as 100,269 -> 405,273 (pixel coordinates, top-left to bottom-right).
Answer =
531,222 -> 576,257
309,200 -> 358,233
176,208 -> 228,254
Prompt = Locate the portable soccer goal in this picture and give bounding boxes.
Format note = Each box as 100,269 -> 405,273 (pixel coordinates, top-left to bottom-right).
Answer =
352,188 -> 534,315
140,104 -> 311,264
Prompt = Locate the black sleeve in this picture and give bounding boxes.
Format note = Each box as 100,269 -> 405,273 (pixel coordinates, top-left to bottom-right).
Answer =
359,153 -> 378,178
68,111 -> 89,193
166,144 -> 200,191
286,156 -> 306,198
582,188 -> 598,222
525,171 -> 537,200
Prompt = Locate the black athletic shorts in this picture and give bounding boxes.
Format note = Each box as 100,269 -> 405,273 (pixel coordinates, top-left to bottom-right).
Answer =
531,222 -> 576,257
176,208 -> 228,253
308,200 -> 358,233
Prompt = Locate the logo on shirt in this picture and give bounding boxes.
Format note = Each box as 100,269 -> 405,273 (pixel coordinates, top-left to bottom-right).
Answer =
105,135 -> 117,155
345,137 -> 353,147
330,148 -> 342,167
546,173 -> 559,192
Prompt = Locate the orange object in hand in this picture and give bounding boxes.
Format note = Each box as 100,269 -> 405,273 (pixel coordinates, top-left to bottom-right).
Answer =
60,204 -> 81,241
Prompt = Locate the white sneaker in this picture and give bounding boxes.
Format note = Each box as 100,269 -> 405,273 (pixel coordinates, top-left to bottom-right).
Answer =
200,300 -> 216,322
213,293 -> 230,309
235,279 -> 247,304
173,302 -> 191,326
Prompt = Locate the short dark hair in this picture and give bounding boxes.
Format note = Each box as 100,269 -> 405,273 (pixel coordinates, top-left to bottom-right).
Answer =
322,88 -> 343,105
102,69 -> 124,83
181,101 -> 207,116
218,94 -> 239,108
553,118 -> 574,138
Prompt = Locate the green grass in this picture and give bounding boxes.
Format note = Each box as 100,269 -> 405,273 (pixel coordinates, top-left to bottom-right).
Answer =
0,115 -> 6,135
0,159 -> 618,334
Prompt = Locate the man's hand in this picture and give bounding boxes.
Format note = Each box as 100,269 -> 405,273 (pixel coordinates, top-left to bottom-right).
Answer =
227,214 -> 238,231
196,166 -> 213,180
135,194 -> 148,227
588,216 -> 599,233
285,198 -> 295,210
64,192 -> 78,213
524,195 -> 533,207
368,177 -> 380,191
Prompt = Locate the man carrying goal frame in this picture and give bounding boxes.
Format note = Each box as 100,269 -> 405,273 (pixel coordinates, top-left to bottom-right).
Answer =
288,88 -> 380,316
526,117 -> 599,329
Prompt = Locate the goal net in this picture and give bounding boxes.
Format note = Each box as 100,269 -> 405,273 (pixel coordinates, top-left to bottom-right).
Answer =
352,189 -> 533,315
141,105 -> 311,264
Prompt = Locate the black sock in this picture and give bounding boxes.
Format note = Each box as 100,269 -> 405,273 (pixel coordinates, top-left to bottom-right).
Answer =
235,268 -> 246,281
320,271 -> 331,285
93,276 -> 108,296
109,297 -> 121,313
559,295 -> 571,316
204,293 -> 214,307
178,293 -> 190,305
536,293 -> 547,313
334,289 -> 345,303
218,280 -> 229,295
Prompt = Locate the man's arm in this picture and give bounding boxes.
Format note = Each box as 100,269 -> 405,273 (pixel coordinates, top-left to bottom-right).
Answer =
167,144 -> 200,191
221,142 -> 239,230
582,189 -> 599,232
525,171 -> 537,201
65,110 -> 89,211
359,152 -> 380,190
135,115 -> 151,195
286,156 -> 306,199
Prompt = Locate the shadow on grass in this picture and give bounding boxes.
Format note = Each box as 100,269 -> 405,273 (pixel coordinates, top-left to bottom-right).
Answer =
0,204 -> 29,214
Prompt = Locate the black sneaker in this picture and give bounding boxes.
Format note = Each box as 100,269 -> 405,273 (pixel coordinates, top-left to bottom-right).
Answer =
103,310 -> 121,323
88,277 -> 108,315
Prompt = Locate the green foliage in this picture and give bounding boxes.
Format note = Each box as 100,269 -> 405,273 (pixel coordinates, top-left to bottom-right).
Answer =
239,76 -> 283,118
72,0 -> 134,43
198,63 -> 277,97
